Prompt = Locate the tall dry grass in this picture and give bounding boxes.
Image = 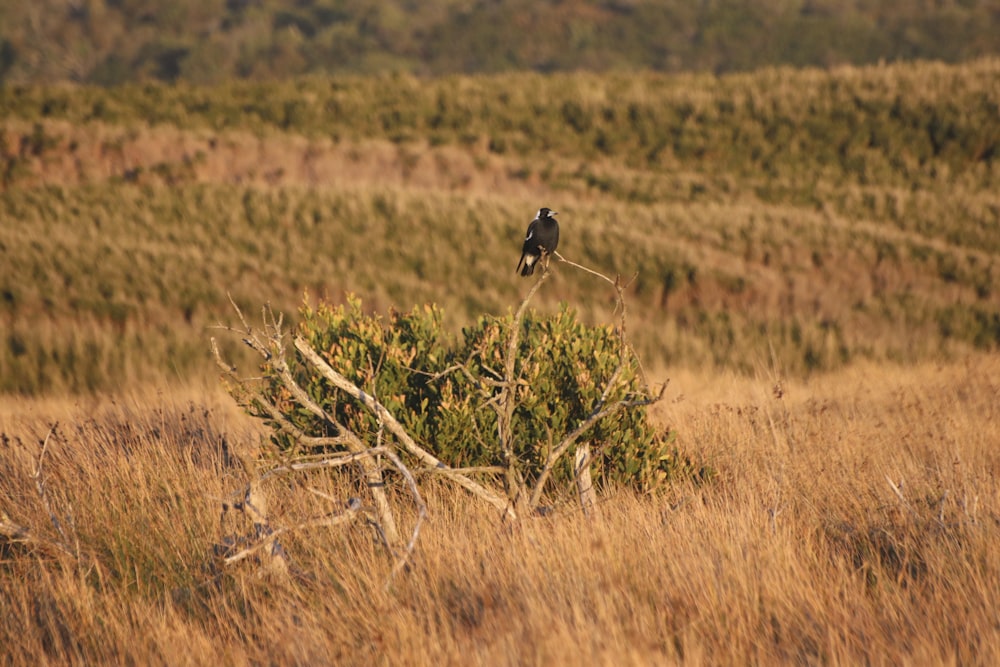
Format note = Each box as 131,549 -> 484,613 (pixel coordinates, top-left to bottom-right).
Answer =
2,354 -> 998,665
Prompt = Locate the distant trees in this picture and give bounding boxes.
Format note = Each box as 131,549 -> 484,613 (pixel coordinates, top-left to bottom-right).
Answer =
2,0 -> 999,84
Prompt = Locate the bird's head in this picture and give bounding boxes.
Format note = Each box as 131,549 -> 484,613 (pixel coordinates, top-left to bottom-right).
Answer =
536,207 -> 557,218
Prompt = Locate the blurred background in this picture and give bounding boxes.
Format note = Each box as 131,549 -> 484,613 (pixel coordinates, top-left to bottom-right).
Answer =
2,0 -> 1000,84
2,1 -> 998,395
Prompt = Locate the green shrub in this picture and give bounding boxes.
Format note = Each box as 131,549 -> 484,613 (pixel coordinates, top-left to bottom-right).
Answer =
251,296 -> 688,498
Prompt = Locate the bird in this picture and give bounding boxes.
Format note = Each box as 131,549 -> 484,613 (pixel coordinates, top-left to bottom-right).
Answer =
516,207 -> 559,276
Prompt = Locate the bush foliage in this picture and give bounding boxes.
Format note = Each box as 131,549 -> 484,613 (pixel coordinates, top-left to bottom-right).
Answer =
254,296 -> 686,496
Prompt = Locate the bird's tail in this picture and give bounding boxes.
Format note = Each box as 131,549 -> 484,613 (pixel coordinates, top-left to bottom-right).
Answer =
517,255 -> 535,276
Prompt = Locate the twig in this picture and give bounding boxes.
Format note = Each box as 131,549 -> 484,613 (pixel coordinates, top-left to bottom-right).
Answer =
885,475 -> 920,519
33,425 -> 73,551
553,251 -> 619,287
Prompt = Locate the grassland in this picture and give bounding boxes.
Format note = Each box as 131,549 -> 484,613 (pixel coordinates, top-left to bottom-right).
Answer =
2,59 -> 1000,664
1,357 -> 998,664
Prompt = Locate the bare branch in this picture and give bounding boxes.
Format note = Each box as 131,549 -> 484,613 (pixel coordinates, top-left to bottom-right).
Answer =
33,425 -> 73,552
293,336 -> 515,519
219,301 -> 402,545
415,464 -> 505,476
258,449 -> 388,483
226,443 -> 427,586
379,447 -> 426,585
496,261 -> 552,509
250,391 -> 358,453
575,443 -> 597,518
553,251 -> 619,287
224,505 -> 362,567
211,337 -> 238,375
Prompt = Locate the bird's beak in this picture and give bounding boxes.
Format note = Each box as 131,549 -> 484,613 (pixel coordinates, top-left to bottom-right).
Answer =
551,211 -> 558,216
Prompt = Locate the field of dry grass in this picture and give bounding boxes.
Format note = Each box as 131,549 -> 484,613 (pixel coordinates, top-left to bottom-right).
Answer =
2,59 -> 999,664
1,354 -> 998,665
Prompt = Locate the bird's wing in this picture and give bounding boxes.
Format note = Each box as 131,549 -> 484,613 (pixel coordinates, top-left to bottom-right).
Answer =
524,219 -> 538,241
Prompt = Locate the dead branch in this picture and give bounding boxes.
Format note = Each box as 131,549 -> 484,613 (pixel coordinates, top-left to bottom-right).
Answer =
257,448 -> 393,483
293,337 -> 515,519
575,443 -> 597,517
215,304 -> 403,546
223,507 -> 361,567
224,444 -> 426,586
496,262 -> 552,510
30,425 -> 80,559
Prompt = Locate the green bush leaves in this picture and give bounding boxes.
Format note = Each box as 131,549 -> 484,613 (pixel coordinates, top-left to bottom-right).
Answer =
253,296 -> 690,498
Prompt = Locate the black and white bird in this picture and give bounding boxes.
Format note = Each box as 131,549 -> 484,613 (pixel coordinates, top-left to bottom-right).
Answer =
516,207 -> 560,276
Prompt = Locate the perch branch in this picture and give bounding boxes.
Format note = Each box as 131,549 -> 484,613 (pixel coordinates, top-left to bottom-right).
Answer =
495,262 -> 551,508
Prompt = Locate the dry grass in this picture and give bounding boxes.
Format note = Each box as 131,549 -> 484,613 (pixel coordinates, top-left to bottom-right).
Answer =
2,355 -> 998,665
0,117 -> 552,196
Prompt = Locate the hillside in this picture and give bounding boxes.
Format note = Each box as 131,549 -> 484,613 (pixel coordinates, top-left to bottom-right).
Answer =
1,59 -> 999,394
2,58 -> 1000,667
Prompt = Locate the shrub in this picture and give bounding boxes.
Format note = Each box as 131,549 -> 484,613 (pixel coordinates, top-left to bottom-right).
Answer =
253,295 -> 685,499
213,260 -> 703,578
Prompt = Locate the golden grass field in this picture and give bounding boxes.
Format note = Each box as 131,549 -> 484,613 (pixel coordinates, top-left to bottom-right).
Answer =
2,59 -> 1000,664
1,356 -> 998,665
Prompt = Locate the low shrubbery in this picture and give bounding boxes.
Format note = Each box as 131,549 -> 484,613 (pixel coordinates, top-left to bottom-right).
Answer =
267,296 -> 685,494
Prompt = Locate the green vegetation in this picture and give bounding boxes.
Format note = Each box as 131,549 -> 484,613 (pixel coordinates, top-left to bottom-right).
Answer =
252,296 -> 685,495
4,63 -> 999,191
2,0 -> 1000,84
1,59 -> 998,395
